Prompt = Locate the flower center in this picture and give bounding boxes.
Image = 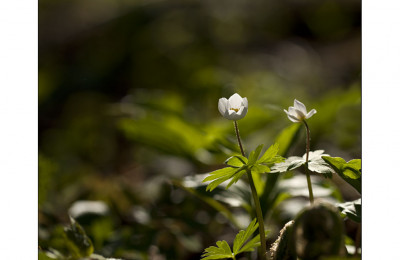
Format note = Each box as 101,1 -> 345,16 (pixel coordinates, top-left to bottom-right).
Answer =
230,108 -> 239,112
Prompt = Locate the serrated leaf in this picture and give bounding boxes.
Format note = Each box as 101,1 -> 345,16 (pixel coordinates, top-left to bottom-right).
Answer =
63,217 -> 94,258
248,144 -> 264,165
233,218 -> 258,254
238,230 -> 270,254
308,161 -> 333,178
322,156 -> 361,193
202,240 -> 233,260
336,199 -> 361,223
270,156 -> 304,173
271,150 -> 333,178
226,169 -> 247,189
257,143 -> 279,164
203,167 -> 244,192
225,155 -> 248,168
251,164 -> 271,174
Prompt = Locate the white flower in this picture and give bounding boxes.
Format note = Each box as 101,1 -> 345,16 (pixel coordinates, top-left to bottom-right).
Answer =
284,99 -> 317,123
218,93 -> 248,120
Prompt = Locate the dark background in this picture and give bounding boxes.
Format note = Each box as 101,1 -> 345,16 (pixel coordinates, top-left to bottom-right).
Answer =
39,0 -> 361,259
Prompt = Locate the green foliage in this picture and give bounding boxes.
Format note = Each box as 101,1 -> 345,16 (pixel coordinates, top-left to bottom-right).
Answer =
202,240 -> 233,260
203,144 -> 284,192
63,217 -> 94,259
337,199 -> 361,223
232,219 -> 259,255
202,219 -> 268,259
322,156 -> 361,193
271,150 -> 334,178
203,167 -> 247,192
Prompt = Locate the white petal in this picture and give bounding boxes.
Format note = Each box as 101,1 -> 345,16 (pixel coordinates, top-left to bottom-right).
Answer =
228,93 -> 243,109
305,109 -> 317,119
236,106 -> 247,119
242,97 -> 248,109
294,108 -> 306,119
285,109 -> 300,122
288,114 -> 300,122
218,98 -> 228,117
288,107 -> 299,118
294,99 -> 307,115
226,110 -> 240,120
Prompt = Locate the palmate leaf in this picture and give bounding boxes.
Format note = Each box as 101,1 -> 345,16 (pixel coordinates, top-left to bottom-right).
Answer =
203,143 -> 283,192
321,156 -> 361,193
203,167 -> 246,192
202,240 -> 233,260
271,150 -> 334,178
257,143 -> 280,164
202,219 -> 269,259
233,218 -> 259,254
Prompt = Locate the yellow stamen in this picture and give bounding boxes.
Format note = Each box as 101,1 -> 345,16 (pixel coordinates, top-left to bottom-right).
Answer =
230,108 -> 239,112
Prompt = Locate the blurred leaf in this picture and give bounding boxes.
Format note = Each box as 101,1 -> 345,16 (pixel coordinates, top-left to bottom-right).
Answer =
322,156 -> 361,193
336,198 -> 361,223
174,178 -> 240,228
271,150 -> 334,178
38,251 -> 56,260
63,217 -> 94,259
202,240 -> 233,260
274,124 -> 301,156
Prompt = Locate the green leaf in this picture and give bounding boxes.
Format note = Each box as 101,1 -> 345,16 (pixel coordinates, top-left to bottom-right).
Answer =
275,124 -> 301,156
322,156 -> 361,193
343,159 -> 361,179
174,178 -> 241,228
202,240 -> 234,260
233,218 -> 258,254
336,199 -> 361,223
248,144 -> 264,165
226,169 -> 247,189
257,143 -> 279,164
251,164 -> 271,174
203,167 -> 244,192
225,155 -> 248,168
63,217 -> 94,258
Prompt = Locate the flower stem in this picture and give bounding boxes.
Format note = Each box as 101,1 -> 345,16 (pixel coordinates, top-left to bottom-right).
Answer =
303,120 -> 314,204
234,121 -> 267,260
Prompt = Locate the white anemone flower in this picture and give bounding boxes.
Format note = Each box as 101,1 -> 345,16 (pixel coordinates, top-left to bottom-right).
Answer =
218,93 -> 248,120
284,99 -> 317,123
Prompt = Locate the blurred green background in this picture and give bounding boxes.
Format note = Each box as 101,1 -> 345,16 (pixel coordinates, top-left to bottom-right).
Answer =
39,0 -> 360,259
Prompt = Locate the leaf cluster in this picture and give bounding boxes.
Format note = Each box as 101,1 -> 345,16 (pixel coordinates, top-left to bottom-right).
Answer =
201,219 -> 268,259
202,144 -> 284,192
271,150 -> 334,178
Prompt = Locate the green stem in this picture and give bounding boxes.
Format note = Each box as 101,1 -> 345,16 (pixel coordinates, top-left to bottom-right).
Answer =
234,121 -> 267,260
303,120 -> 314,204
